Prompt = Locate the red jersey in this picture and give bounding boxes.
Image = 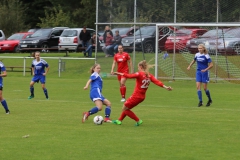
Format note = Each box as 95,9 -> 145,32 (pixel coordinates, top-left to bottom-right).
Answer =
114,52 -> 131,73
123,71 -> 164,98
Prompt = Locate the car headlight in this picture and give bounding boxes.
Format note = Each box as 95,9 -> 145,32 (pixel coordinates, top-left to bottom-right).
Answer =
3,44 -> 10,47
186,40 -> 190,45
224,41 -> 229,46
135,38 -> 144,42
32,40 -> 39,43
205,41 -> 209,46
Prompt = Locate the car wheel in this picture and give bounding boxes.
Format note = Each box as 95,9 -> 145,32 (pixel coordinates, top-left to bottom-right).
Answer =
233,44 -> 240,55
14,46 -> 19,53
41,43 -> 49,52
143,43 -> 154,53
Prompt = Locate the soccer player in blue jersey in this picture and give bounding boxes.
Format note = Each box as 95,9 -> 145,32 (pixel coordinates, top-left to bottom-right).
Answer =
82,64 -> 112,123
187,44 -> 213,107
0,61 -> 10,114
28,51 -> 50,99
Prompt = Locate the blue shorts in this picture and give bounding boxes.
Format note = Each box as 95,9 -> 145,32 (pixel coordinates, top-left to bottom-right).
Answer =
90,88 -> 105,102
196,70 -> 209,83
31,75 -> 46,84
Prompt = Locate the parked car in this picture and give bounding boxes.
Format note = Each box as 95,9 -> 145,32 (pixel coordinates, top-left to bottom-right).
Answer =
19,27 -> 68,52
186,28 -> 230,54
165,28 -> 207,53
58,28 -> 99,52
28,28 -> 40,33
121,25 -> 170,53
0,30 -> 5,41
0,32 -> 33,53
205,27 -> 240,55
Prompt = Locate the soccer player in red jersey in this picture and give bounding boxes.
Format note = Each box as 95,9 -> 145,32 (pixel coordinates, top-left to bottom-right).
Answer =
112,60 -> 172,126
111,45 -> 132,102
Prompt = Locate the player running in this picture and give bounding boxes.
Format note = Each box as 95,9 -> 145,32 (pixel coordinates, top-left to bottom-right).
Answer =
82,64 -> 112,123
112,60 -> 172,126
111,45 -> 132,102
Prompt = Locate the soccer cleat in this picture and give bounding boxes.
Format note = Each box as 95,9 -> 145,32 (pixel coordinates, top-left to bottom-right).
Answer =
135,119 -> 143,126
82,112 -> 90,123
6,110 -> 10,114
104,117 -> 112,123
28,95 -> 34,99
206,100 -> 212,107
112,120 -> 122,125
120,98 -> 126,102
198,102 -> 203,107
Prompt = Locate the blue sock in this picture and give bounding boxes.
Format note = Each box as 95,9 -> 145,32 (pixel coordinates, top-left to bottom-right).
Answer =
1,99 -> 9,111
43,88 -> 48,99
105,106 -> 111,118
89,107 -> 99,115
30,86 -> 34,96
197,90 -> 202,102
205,90 -> 212,101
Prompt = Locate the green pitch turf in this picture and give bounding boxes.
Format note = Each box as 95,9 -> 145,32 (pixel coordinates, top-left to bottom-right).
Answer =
0,53 -> 240,160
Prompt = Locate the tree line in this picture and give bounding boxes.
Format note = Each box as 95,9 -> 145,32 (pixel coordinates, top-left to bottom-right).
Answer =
0,0 -> 239,37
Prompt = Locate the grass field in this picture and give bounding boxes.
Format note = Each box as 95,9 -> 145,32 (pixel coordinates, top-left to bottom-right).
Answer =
0,52 -> 240,160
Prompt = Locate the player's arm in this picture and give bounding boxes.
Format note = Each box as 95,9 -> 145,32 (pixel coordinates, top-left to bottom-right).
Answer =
128,59 -> 133,73
150,75 -> 172,91
0,70 -> 7,77
43,66 -> 50,76
114,72 -> 139,78
187,60 -> 196,70
201,61 -> 213,72
84,79 -> 92,90
111,60 -> 116,74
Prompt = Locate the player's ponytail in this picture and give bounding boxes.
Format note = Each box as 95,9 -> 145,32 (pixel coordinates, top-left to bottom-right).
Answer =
90,63 -> 100,73
138,60 -> 154,77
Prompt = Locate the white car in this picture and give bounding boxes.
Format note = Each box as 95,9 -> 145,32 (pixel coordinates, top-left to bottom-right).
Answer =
58,28 -> 95,52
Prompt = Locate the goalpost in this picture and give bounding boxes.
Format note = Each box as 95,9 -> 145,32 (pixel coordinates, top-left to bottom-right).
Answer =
155,23 -> 240,83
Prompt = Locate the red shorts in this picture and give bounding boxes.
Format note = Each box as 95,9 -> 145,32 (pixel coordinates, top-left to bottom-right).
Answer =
117,75 -> 126,81
124,96 -> 145,109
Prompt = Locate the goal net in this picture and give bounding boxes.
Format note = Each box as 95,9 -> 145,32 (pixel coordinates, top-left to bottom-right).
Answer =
155,23 -> 240,83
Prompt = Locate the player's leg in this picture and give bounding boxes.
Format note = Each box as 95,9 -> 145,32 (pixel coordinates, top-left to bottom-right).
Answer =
28,81 -> 35,99
202,72 -> 212,106
196,71 -> 203,107
40,76 -> 48,99
103,98 -> 112,122
120,76 -> 127,102
0,87 -> 10,114
82,88 -> 103,123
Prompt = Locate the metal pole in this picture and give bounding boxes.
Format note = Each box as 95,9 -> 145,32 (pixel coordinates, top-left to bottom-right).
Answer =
172,0 -> 177,80
58,58 -> 61,77
95,0 -> 98,64
155,25 -> 159,79
23,57 -> 26,76
133,0 -> 137,72
215,0 -> 219,82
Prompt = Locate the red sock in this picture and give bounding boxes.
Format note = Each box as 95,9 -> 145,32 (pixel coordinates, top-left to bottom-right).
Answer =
120,86 -> 126,98
118,111 -> 127,121
124,110 -> 139,122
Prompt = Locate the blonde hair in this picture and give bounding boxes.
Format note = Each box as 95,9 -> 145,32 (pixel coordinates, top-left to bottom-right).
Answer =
198,44 -> 208,54
90,63 -> 100,73
138,60 -> 155,77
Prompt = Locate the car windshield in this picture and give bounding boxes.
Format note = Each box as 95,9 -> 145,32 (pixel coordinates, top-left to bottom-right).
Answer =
134,27 -> 155,36
30,29 -> 52,38
171,29 -> 192,36
7,34 -> 25,40
61,30 -> 78,37
222,29 -> 240,38
112,28 -> 129,35
200,29 -> 226,38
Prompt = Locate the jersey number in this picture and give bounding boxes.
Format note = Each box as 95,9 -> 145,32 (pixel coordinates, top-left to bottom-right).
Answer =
141,79 -> 150,88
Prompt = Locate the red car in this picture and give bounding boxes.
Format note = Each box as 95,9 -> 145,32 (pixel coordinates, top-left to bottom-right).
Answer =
165,28 -> 207,53
0,32 -> 33,53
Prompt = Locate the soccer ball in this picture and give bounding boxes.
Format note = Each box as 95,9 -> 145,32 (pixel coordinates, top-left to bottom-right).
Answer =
93,115 -> 104,125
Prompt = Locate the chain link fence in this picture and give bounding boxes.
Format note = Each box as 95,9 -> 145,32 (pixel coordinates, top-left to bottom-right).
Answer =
95,0 -> 240,83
